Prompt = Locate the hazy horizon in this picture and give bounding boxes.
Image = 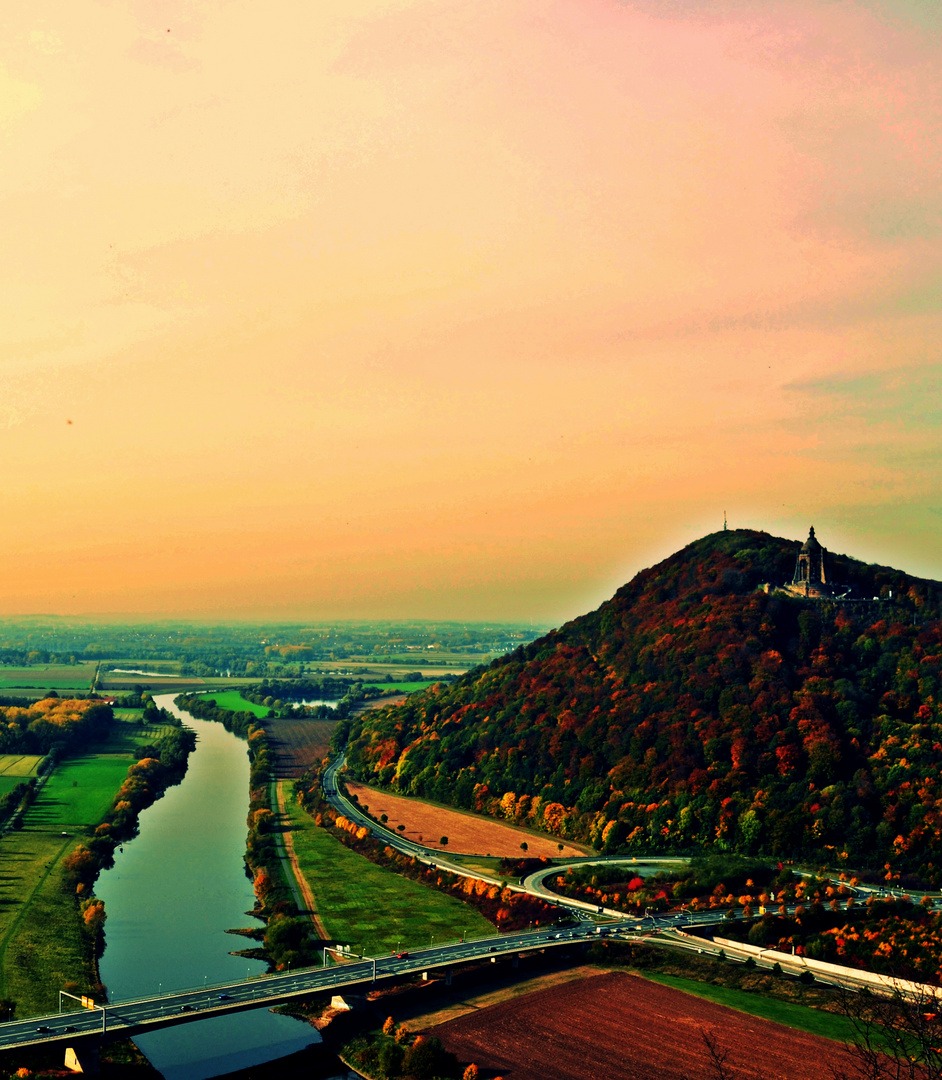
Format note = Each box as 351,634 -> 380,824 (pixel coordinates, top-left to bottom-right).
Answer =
3,1 -> 940,623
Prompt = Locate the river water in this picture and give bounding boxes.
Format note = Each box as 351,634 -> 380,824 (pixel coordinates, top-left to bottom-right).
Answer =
93,693 -> 320,1080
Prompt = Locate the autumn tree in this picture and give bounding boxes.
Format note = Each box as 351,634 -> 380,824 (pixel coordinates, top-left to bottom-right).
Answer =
402,1035 -> 457,1079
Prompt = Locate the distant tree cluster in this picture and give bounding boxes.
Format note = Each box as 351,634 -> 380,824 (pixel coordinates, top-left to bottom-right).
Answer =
0,618 -> 543,678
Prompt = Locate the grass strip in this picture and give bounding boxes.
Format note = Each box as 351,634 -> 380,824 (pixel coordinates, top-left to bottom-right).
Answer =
0,831 -> 88,1013
283,794 -> 493,956
29,756 -> 134,826
640,970 -> 860,1044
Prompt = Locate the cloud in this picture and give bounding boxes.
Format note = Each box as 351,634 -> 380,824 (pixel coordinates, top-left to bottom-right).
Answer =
788,365 -> 942,421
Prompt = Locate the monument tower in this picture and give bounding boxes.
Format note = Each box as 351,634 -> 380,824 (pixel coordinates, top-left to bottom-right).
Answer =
786,526 -> 831,598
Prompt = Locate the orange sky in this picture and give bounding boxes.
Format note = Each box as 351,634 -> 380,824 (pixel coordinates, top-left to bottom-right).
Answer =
1,0 -> 940,622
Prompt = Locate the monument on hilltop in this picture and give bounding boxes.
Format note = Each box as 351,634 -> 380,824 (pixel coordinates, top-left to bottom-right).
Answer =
781,527 -> 846,599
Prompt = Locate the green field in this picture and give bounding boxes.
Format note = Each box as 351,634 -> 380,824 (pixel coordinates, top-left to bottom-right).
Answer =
447,855 -> 507,878
0,830 -> 93,1013
28,757 -> 133,827
0,778 -> 28,799
284,795 -> 493,955
102,716 -> 179,756
206,690 -> 271,717
365,680 -> 436,694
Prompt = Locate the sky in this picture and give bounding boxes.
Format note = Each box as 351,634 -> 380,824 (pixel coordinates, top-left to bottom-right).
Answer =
1,0 -> 940,623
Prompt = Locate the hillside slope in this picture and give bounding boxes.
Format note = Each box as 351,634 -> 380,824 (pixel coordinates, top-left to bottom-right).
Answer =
340,530 -> 942,881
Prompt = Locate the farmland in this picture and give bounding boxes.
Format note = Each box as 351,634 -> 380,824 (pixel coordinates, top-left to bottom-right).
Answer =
344,781 -> 590,859
430,971 -> 845,1080
266,718 -> 339,778
0,663 -> 97,696
0,831 -> 92,1013
0,757 -> 43,779
363,679 -> 437,694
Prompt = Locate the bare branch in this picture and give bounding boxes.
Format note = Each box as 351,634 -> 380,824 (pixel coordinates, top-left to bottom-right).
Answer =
701,1026 -> 735,1080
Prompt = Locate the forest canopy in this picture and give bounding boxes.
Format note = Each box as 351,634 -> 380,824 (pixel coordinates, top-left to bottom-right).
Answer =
0,697 -> 112,755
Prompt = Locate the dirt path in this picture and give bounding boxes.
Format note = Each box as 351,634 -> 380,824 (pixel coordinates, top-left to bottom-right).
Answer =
272,780 -> 330,942
393,965 -> 608,1028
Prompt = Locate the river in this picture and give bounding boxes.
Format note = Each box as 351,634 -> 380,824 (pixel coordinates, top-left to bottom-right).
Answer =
93,693 -> 324,1080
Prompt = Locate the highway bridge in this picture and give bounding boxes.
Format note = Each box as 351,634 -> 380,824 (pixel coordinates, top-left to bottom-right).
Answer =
0,925 -> 613,1055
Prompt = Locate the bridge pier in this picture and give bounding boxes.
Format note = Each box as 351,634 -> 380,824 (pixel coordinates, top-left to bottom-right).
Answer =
65,1043 -> 100,1074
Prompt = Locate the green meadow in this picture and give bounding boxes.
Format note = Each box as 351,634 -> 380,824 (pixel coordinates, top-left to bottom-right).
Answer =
29,757 -> 134,827
0,778 -> 30,800
100,717 -> 179,755
365,680 -> 436,694
205,690 -> 271,717
283,794 -> 492,955
0,831 -> 91,1013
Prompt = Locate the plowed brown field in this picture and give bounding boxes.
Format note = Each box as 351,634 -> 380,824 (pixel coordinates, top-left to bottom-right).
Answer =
265,718 -> 338,778
265,696 -> 406,778
344,781 -> 588,858
430,971 -> 844,1080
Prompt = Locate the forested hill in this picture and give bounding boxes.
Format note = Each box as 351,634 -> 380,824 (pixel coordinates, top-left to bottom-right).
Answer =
341,529 -> 942,882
